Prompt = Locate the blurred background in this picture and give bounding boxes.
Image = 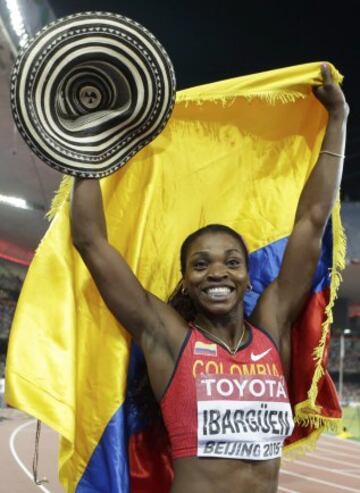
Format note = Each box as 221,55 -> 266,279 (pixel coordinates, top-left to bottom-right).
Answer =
0,0 -> 359,435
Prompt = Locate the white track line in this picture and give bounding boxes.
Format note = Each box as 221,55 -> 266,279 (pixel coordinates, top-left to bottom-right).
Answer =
306,451 -> 360,470
289,459 -> 360,479
278,487 -> 300,493
319,439 -> 360,452
280,470 -> 360,492
315,445 -> 360,459
322,435 -> 360,447
9,419 -> 51,493
319,443 -> 360,453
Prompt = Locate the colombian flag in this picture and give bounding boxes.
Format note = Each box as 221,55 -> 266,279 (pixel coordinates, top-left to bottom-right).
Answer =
5,62 -> 344,492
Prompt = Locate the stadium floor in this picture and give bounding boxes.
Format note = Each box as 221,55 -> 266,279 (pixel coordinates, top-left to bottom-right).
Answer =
1,408 -> 360,493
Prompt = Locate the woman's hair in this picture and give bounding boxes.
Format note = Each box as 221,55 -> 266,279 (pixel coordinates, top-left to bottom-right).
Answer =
168,224 -> 249,321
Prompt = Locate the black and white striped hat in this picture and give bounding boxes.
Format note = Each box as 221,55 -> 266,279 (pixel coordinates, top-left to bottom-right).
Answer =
10,12 -> 176,178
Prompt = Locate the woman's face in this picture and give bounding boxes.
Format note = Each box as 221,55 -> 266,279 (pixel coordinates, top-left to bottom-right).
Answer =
183,232 -> 249,317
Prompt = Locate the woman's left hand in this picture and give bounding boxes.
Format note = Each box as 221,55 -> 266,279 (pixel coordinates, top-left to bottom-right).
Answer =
313,64 -> 349,118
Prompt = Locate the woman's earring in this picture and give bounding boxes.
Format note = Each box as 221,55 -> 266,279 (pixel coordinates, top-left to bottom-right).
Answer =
247,284 -> 253,292
181,286 -> 187,296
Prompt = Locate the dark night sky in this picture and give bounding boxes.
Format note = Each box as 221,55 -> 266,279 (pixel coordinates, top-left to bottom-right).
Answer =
50,0 -> 359,199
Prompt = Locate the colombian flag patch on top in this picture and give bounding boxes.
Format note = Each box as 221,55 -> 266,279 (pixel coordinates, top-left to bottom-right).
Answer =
194,341 -> 218,357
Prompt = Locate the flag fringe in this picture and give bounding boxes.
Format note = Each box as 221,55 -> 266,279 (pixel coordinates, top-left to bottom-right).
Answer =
177,90 -> 306,107
293,402 -> 343,432
293,197 -> 346,437
47,176 -> 73,221
307,198 -> 346,405
283,428 -> 324,459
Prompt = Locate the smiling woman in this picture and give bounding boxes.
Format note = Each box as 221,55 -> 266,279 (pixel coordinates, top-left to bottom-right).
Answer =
182,231 -> 248,311
168,224 -> 250,328
70,63 -> 349,493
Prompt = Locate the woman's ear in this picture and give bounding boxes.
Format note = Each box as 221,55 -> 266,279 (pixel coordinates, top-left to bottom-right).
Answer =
181,285 -> 188,296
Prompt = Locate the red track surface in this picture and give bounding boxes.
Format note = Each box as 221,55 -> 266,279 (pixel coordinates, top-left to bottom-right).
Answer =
1,408 -> 359,493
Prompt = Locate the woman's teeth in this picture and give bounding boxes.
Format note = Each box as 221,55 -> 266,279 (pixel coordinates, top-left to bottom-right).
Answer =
205,287 -> 232,299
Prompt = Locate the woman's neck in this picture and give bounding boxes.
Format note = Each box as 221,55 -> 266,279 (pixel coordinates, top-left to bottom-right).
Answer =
194,307 -> 245,347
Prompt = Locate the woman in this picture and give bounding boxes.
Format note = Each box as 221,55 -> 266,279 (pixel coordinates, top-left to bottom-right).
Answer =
71,64 -> 348,493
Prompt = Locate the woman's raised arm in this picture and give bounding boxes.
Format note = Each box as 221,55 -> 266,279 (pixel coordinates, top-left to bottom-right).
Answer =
252,64 -> 349,336
71,178 -> 187,351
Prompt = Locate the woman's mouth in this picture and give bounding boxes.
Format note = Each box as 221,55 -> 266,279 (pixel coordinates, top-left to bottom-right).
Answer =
202,286 -> 234,301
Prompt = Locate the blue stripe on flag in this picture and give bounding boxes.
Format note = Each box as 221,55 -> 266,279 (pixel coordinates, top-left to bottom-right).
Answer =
76,404 -> 129,493
244,221 -> 332,316
76,342 -> 146,492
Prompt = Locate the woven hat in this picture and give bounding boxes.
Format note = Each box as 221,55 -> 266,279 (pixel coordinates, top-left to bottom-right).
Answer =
10,12 -> 176,178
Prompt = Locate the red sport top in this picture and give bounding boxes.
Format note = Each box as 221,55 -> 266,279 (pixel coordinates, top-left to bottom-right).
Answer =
160,321 -> 294,461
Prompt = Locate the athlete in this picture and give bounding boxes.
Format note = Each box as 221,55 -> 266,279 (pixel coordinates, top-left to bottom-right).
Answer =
70,64 -> 348,493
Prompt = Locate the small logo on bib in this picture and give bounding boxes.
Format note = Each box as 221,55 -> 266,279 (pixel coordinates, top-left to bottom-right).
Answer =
250,348 -> 272,362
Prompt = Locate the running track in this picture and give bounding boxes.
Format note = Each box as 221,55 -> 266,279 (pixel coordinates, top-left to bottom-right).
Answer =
1,408 -> 359,492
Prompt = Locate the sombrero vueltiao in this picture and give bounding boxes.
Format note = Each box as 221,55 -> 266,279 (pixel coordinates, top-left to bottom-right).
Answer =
10,12 -> 176,178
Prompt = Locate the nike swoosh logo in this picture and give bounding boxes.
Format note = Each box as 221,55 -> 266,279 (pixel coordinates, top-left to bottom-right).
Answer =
250,348 -> 272,362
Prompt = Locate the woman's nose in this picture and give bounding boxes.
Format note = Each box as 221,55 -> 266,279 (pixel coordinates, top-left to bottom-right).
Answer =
207,265 -> 228,280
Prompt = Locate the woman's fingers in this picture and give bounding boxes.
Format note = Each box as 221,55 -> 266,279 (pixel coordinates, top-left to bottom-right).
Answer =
313,63 -> 348,115
320,63 -> 333,86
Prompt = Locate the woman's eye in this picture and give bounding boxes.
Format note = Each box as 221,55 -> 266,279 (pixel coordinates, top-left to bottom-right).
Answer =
194,261 -> 207,269
227,259 -> 241,267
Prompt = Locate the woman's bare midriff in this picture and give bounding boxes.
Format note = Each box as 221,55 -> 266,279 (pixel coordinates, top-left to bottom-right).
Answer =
171,456 -> 280,493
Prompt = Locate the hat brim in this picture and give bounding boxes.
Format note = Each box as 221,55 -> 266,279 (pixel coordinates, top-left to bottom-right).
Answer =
11,12 -> 176,178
